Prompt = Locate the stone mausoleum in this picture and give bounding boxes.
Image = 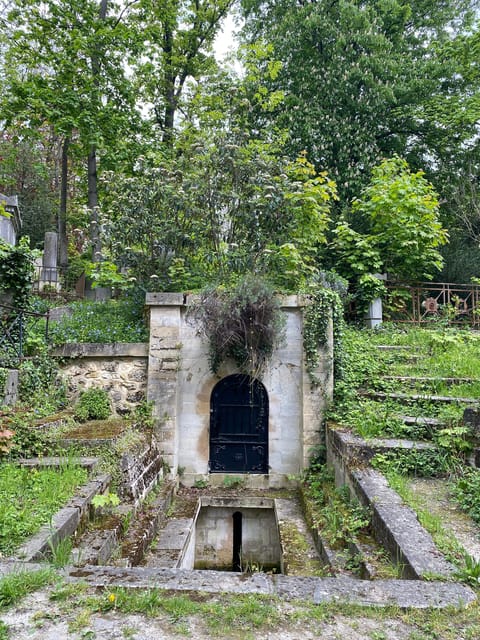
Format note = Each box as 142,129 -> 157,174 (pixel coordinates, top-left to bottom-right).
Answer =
145,293 -> 333,488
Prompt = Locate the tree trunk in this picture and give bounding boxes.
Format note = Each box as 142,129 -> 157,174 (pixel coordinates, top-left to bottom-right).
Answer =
58,136 -> 69,270
88,144 -> 101,261
88,0 -> 109,262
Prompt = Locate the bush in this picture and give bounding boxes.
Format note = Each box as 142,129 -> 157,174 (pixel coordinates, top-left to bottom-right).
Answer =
74,388 -> 111,422
48,297 -> 148,344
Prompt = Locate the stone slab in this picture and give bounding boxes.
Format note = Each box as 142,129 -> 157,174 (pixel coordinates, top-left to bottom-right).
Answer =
351,469 -> 456,580
17,457 -> 99,472
51,343 -> 148,358
362,391 -> 479,405
155,518 -> 193,551
328,426 -> 437,466
58,565 -> 476,609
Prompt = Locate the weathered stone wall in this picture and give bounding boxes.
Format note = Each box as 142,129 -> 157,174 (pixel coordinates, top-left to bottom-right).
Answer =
146,293 -> 334,487
52,343 -> 148,415
194,498 -> 281,571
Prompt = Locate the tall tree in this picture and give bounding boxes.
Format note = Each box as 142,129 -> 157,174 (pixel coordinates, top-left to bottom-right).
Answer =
1,0 -> 136,266
240,0 -> 477,202
133,0 -> 234,144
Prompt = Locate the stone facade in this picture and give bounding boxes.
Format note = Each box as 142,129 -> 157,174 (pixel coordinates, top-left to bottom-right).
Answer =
146,293 -> 334,487
53,343 -> 148,415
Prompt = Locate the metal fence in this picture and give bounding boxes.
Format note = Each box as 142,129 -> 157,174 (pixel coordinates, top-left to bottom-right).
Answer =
0,304 -> 50,364
384,282 -> 480,327
32,266 -> 85,299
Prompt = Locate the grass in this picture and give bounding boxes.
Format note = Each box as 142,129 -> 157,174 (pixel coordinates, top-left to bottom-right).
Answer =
33,587 -> 480,640
84,589 -> 280,637
0,461 -> 88,555
385,472 -> 466,566
0,569 -> 57,610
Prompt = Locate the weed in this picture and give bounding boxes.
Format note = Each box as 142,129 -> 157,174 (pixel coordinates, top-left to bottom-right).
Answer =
68,608 -> 92,633
455,553 -> 480,585
222,476 -> 246,490
0,569 -> 57,609
49,582 -> 89,603
74,388 -> 111,422
48,535 -> 73,568
452,467 -> 480,524
194,478 -> 209,489
0,621 -> 8,640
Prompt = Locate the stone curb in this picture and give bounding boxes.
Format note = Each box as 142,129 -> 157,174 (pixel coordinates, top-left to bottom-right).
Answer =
52,565 -> 475,609
14,473 -> 111,562
351,468 -> 456,580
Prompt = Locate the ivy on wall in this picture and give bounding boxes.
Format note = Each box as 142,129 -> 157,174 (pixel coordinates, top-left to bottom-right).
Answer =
303,287 -> 345,384
0,238 -> 37,309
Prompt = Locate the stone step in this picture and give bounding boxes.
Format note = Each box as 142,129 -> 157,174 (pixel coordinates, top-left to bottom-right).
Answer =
382,375 -> 476,385
327,425 -> 437,467
59,564 -> 476,609
360,390 -> 479,405
399,415 -> 445,427
144,518 -> 193,568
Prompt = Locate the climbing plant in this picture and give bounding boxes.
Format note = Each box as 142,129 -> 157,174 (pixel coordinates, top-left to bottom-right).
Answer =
192,275 -> 285,378
303,286 -> 345,384
0,238 -> 37,309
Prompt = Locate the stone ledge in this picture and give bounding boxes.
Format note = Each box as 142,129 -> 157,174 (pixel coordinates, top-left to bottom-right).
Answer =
351,468 -> 456,580
327,425 -> 437,466
145,293 -> 184,306
51,565 -> 476,609
51,343 -> 149,358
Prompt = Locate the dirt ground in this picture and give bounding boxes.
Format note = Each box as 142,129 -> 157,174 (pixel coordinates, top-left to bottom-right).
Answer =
0,584 -> 430,640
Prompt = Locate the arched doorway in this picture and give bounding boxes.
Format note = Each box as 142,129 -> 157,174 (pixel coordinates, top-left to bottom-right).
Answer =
209,374 -> 268,474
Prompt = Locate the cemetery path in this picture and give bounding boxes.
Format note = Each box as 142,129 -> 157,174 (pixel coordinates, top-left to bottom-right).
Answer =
0,585 -> 416,639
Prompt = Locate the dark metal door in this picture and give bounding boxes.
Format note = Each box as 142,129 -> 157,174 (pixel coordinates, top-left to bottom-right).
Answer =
209,374 -> 268,474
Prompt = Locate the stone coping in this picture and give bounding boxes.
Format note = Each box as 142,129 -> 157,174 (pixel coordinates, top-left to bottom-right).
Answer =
53,566 -> 476,608
0,561 -> 475,608
51,343 -> 148,358
145,292 -> 310,308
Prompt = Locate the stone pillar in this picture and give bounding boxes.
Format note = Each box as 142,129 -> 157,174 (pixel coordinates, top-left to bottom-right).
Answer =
364,297 -> 383,329
2,369 -> 19,406
301,302 -> 334,470
145,293 -> 183,475
364,273 -> 387,329
42,231 -> 58,283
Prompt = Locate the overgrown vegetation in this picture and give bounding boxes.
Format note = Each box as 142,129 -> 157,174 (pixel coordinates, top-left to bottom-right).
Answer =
0,461 -> 87,555
192,275 -> 285,377
74,388 -> 111,422
303,460 -> 370,551
47,298 -> 148,344
0,238 -> 37,309
452,468 -> 480,527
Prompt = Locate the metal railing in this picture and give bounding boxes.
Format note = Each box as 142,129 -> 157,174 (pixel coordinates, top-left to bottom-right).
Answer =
32,266 -> 85,299
384,282 -> 480,327
0,304 -> 50,364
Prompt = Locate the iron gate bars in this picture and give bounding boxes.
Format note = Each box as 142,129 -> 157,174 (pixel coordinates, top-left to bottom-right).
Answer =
0,304 -> 49,364
385,282 -> 480,327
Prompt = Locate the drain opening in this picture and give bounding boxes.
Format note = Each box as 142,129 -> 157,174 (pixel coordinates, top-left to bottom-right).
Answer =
232,511 -> 242,572
192,498 -> 282,573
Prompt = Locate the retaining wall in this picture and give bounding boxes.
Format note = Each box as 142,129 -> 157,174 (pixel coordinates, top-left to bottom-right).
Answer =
52,343 -> 148,415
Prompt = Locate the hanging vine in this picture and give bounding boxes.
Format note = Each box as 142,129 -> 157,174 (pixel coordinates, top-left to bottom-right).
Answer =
303,287 -> 345,384
191,275 -> 285,379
